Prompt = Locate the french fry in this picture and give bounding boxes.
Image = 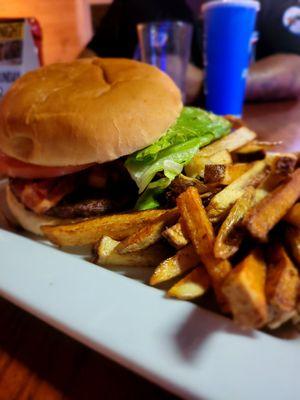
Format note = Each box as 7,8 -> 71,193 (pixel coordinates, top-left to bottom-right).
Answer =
162,220 -> 189,249
97,235 -> 119,256
117,210 -> 178,253
150,244 -> 198,285
285,225 -> 300,266
265,244 -> 299,329
206,160 -> 269,223
244,169 -> 300,242
233,140 -> 282,163
214,187 -> 255,259
257,153 -> 298,195
285,203 -> 300,228
117,220 -> 165,253
222,249 -> 268,329
177,187 -> 231,310
42,208 -> 177,246
185,149 -> 232,178
168,267 -> 211,300
195,127 -> 256,157
233,141 -> 266,162
266,152 -> 297,175
96,236 -> 169,268
204,163 -> 252,185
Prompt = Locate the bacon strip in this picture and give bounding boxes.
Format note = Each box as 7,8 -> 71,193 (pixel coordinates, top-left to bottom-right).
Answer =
10,176 -> 76,214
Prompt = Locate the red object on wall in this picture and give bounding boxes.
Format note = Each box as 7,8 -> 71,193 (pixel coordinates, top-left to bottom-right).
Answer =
28,17 -> 43,65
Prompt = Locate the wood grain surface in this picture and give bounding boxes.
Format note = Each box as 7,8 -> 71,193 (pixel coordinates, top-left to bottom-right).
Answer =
0,101 -> 299,400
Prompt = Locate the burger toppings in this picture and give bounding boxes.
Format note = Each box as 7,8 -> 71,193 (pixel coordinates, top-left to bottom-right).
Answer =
9,175 -> 76,214
125,107 -> 231,210
0,150 -> 94,179
3,107 -> 232,218
9,162 -> 138,218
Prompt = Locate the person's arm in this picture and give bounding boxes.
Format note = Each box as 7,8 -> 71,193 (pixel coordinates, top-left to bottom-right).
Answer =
185,63 -> 203,104
246,54 -> 300,102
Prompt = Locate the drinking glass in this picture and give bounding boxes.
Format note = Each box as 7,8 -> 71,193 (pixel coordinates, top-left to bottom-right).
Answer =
137,21 -> 193,101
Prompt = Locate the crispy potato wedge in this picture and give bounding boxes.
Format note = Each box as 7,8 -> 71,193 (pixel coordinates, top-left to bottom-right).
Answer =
233,140 -> 282,162
117,210 -> 178,253
150,244 -> 198,285
214,187 -> 256,259
266,152 -> 297,175
285,203 -> 300,228
42,209 -> 177,247
257,153 -> 298,194
168,267 -> 211,300
97,235 -> 119,256
204,163 -> 252,185
177,187 -> 231,310
233,141 -> 266,162
206,160 -> 269,223
185,150 -> 232,178
117,220 -> 165,253
196,127 -> 257,157
162,220 -> 189,249
266,244 -> 299,329
244,169 -> 300,242
96,236 -> 169,268
285,225 -> 300,266
222,249 -> 268,329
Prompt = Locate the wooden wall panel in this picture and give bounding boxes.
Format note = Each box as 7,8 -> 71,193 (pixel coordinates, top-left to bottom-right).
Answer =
0,0 -> 95,64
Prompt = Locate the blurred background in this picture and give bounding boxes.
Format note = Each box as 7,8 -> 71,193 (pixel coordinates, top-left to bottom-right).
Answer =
0,0 -> 111,65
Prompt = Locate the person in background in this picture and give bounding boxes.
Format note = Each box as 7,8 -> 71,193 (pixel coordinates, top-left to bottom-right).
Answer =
80,0 -> 300,104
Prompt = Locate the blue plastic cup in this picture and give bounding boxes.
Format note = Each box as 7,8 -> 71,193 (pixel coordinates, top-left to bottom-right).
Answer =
202,0 -> 260,117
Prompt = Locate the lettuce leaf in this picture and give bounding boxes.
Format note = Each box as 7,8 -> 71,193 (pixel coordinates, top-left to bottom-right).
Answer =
125,107 -> 231,210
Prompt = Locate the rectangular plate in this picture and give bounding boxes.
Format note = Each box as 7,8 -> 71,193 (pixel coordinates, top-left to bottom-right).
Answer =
1,181 -> 300,400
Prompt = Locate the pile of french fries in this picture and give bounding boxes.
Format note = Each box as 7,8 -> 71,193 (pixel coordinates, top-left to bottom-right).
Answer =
42,125 -> 300,331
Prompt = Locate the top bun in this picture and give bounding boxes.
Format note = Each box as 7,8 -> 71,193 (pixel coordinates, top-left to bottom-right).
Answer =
0,58 -> 182,166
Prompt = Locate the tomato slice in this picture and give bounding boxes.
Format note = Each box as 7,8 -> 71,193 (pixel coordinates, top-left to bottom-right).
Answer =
0,150 -> 94,179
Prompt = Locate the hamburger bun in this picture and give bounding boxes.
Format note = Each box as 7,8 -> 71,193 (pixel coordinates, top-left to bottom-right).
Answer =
0,58 -> 182,167
6,185 -> 62,235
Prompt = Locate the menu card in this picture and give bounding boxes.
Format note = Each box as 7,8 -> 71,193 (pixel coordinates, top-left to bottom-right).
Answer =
0,18 -> 41,97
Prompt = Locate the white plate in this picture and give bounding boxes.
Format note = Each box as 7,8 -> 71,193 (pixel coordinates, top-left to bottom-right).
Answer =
1,180 -> 300,400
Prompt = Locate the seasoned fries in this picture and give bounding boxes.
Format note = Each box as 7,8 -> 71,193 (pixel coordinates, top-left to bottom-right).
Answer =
194,127 -> 256,157
117,210 -> 178,253
222,249 -> 268,329
42,209 -> 177,246
204,163 -> 252,185
214,187 -> 255,259
150,244 -> 198,285
285,203 -> 300,228
233,141 -> 266,162
266,152 -> 297,175
39,119 -> 300,332
177,187 -> 231,309
185,149 -> 232,178
168,267 -> 211,300
265,244 -> 299,329
97,236 -> 169,268
244,169 -> 300,241
162,220 -> 189,249
206,160 -> 269,223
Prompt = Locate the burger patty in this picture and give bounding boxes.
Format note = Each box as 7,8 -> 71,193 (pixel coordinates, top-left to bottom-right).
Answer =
45,198 -> 116,218
9,161 -> 138,219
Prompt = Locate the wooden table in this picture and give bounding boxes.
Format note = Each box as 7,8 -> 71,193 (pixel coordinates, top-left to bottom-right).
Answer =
0,101 -> 299,400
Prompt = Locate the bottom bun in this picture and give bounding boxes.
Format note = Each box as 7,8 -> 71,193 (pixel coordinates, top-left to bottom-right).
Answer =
6,185 -> 63,236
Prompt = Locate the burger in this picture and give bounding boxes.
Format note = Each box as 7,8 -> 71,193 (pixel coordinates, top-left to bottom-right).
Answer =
0,58 -> 231,235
